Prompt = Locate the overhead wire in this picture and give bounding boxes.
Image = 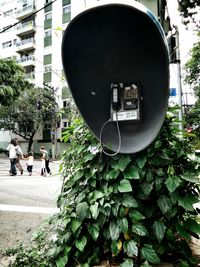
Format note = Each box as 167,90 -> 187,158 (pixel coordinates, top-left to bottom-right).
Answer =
0,0 -> 66,81
0,0 -> 58,34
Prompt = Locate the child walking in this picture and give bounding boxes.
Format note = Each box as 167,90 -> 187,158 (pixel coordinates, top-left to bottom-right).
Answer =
41,155 -> 46,176
26,152 -> 34,176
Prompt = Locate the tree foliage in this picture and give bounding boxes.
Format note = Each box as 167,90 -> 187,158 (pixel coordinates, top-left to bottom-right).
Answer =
183,32 -> 200,141
178,0 -> 200,27
0,86 -> 59,152
0,58 -> 31,105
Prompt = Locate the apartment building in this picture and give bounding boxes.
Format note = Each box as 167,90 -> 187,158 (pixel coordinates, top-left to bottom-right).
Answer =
0,0 -> 72,155
0,0 -> 167,155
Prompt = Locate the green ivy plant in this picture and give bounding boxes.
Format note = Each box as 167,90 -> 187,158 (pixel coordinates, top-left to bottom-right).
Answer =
46,111 -> 200,267
6,111 -> 200,267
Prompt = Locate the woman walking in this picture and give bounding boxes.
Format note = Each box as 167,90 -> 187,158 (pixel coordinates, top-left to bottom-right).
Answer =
6,139 -> 17,176
40,146 -> 52,176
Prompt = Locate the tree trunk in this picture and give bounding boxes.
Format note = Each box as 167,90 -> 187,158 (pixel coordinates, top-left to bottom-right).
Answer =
28,136 -> 34,153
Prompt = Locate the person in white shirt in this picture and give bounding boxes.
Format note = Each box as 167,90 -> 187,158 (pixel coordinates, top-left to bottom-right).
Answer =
6,139 -> 17,176
15,138 -> 24,175
25,152 -> 34,176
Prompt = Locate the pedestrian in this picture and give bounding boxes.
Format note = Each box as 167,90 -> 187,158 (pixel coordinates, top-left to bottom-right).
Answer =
6,139 -> 17,176
15,138 -> 24,175
40,146 -> 52,176
41,154 -> 46,176
25,152 -> 34,176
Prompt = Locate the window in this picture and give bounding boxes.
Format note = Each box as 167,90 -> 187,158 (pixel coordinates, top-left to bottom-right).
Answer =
63,5 -> 71,14
45,12 -> 52,20
44,54 -> 52,65
44,65 -> 52,72
44,12 -> 52,29
44,123 -> 51,129
62,4 -> 71,23
44,29 -> 52,37
63,100 -> 70,107
45,0 -> 52,3
63,121 -> 69,128
2,41 -> 12,48
62,0 -> 70,5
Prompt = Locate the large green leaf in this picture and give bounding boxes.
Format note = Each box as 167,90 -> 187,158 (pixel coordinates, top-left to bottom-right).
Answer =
56,255 -> 68,267
118,155 -> 131,171
120,259 -> 134,267
165,176 -> 181,193
154,140 -> 162,148
119,218 -> 129,233
118,179 -> 132,193
157,196 -> 172,215
141,182 -> 154,196
76,202 -> 90,221
71,219 -> 82,234
141,244 -> 161,264
109,219 -> 121,240
184,218 -> 200,235
132,223 -> 148,236
129,209 -> 145,221
124,166 -> 140,180
111,240 -> 120,255
93,190 -> 104,201
176,223 -> 191,240
152,221 -> 166,242
73,169 -> 84,181
181,172 -> 199,183
123,240 -> 138,257
146,169 -> 153,182
136,155 -> 147,169
75,236 -> 87,252
106,169 -> 120,180
178,195 -> 198,211
122,194 -> 138,208
90,202 -> 99,219
112,202 -> 120,217
88,223 -> 99,241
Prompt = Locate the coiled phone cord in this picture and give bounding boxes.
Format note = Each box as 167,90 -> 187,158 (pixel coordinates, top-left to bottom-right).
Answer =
99,111 -> 122,156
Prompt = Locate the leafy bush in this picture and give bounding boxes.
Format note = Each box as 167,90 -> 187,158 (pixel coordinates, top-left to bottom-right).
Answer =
47,113 -> 200,267
7,111 -> 200,267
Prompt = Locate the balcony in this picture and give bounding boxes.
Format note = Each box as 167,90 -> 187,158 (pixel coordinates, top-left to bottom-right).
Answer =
25,71 -> 35,81
16,38 -> 36,52
16,21 -> 36,36
17,55 -> 35,67
15,4 -> 36,20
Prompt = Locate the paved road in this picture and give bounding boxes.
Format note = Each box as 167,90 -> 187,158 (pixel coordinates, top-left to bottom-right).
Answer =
0,157 -> 63,250
0,157 -> 62,210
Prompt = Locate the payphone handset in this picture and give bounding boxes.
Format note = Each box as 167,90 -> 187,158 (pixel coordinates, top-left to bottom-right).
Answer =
111,82 -> 142,122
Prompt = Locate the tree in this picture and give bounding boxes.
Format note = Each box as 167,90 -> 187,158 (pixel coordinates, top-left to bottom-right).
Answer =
183,32 -> 200,142
178,0 -> 200,27
0,58 -> 31,105
0,85 -> 59,152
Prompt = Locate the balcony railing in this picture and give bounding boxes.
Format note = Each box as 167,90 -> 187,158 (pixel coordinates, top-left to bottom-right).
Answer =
16,4 -> 36,19
16,38 -> 36,51
17,55 -> 35,65
16,21 -> 35,36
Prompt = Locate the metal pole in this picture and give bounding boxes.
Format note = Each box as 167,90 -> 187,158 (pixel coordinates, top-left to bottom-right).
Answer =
175,28 -> 184,131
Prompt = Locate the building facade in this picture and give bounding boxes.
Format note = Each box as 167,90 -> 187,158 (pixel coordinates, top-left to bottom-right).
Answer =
0,0 -> 72,155
0,0 -> 167,155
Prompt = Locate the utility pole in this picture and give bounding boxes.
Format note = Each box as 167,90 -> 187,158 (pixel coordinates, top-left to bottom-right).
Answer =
174,27 -> 184,131
43,82 -> 58,160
